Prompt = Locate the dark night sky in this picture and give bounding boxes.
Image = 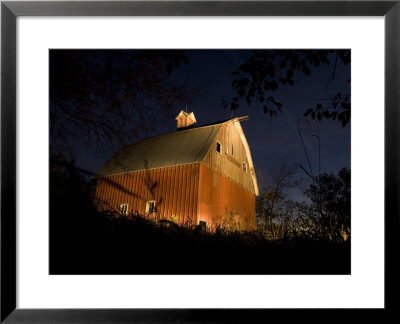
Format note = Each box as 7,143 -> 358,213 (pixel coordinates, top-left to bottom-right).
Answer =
72,50 -> 350,201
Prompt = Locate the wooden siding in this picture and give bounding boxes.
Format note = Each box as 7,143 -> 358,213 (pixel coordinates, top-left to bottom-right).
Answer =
95,163 -> 200,225
176,111 -> 196,129
177,115 -> 195,129
198,164 -> 256,231
202,121 -> 255,194
94,119 -> 257,231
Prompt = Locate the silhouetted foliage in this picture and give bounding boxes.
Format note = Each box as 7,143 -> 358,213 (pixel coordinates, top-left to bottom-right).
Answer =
50,50 -> 193,157
256,164 -> 299,237
255,164 -> 350,242
304,167 -> 351,240
224,50 -> 351,127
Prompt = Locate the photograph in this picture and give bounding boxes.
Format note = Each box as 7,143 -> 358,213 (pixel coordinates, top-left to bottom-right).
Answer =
49,49 -> 351,275
3,0 -> 398,321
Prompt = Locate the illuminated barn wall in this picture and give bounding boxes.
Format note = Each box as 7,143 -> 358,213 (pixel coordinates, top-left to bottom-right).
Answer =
94,112 -> 258,231
198,165 -> 256,230
95,164 -> 199,225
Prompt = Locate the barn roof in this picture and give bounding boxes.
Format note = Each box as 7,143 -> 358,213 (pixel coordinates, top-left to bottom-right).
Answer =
95,122 -> 223,177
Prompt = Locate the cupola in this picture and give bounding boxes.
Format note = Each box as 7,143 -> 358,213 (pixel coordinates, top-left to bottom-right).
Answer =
175,110 -> 197,130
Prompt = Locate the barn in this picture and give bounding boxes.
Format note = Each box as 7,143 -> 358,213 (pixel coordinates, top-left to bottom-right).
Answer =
94,111 -> 259,231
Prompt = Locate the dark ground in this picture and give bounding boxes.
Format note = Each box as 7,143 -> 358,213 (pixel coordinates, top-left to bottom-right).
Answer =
49,174 -> 350,275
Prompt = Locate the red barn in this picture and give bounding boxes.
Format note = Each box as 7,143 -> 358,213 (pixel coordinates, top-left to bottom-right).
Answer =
94,111 -> 259,231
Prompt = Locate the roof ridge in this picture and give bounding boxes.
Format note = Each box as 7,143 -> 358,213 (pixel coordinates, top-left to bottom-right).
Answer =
95,116 -> 250,178
120,118 -> 234,149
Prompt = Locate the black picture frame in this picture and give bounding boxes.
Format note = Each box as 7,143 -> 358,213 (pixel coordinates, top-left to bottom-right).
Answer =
1,1 -> 399,322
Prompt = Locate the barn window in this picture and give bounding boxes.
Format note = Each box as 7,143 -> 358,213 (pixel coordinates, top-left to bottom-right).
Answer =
232,144 -> 234,155
146,200 -> 156,213
216,141 -> 221,154
242,162 -> 247,172
120,203 -> 128,215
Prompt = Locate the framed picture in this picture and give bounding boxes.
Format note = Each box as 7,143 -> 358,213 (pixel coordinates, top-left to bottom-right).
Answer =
1,0 -> 398,322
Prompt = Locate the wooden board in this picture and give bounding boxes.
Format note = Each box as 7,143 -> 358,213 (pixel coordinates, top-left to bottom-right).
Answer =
95,163 -> 200,224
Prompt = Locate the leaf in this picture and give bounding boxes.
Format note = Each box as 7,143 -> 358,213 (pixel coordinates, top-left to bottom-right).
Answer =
270,80 -> 278,91
238,77 -> 250,87
302,66 -> 311,76
304,108 -> 313,116
322,110 -> 330,118
237,88 -> 245,96
279,77 -> 287,85
267,64 -> 275,77
321,56 -> 329,64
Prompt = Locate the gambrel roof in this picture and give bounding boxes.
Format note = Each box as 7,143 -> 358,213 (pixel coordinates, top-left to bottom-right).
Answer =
96,117 -> 259,196
96,123 -> 223,177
